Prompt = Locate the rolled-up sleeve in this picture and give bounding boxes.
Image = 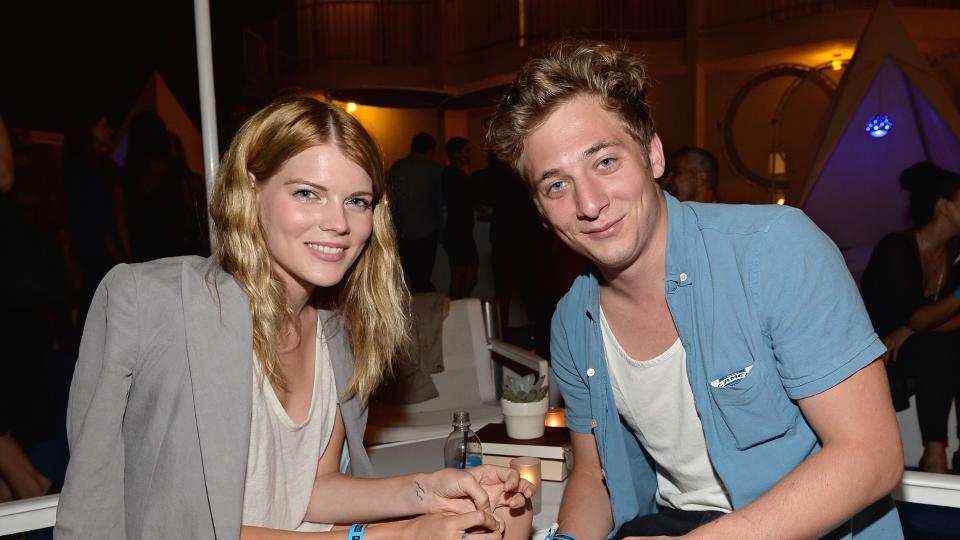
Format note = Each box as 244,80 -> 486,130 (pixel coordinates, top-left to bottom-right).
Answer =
56,264 -> 140,539
754,210 -> 886,400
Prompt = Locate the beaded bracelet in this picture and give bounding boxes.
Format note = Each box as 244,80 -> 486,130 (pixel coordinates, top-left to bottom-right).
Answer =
348,523 -> 368,540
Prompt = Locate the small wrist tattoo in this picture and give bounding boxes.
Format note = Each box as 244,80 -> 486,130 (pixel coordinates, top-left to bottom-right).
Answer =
415,480 -> 425,501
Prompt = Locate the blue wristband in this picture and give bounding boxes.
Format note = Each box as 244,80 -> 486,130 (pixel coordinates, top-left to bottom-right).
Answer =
547,534 -> 577,540
348,524 -> 368,540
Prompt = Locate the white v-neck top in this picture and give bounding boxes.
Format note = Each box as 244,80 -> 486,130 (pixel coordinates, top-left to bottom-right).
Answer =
600,308 -> 732,512
241,323 -> 338,531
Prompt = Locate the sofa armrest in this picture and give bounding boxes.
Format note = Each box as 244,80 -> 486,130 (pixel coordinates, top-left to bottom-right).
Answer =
488,339 -> 560,406
895,471 -> 960,508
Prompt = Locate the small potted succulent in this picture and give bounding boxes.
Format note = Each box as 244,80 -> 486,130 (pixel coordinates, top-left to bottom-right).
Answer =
500,373 -> 549,439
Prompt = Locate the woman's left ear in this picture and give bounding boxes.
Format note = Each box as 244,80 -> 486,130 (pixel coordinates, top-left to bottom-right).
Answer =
248,172 -> 262,207
935,197 -> 951,216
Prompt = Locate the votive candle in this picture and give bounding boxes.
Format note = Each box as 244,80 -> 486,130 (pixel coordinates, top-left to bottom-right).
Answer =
509,456 -> 542,514
544,407 -> 566,428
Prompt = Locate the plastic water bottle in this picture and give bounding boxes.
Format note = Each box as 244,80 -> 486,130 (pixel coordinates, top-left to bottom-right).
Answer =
443,411 -> 482,468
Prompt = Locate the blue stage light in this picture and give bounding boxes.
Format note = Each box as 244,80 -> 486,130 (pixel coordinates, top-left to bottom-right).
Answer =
866,114 -> 892,138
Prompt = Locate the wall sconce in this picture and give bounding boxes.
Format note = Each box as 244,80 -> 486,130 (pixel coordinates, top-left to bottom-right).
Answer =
831,54 -> 843,71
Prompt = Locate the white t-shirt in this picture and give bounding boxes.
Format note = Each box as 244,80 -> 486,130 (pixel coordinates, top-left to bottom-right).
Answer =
600,308 -> 732,512
242,326 -> 338,531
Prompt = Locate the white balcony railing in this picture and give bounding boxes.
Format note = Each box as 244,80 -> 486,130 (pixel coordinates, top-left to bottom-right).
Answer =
2,472 -> 959,536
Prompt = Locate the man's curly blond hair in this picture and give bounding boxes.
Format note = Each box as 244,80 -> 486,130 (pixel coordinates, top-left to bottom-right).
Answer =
486,40 -> 656,182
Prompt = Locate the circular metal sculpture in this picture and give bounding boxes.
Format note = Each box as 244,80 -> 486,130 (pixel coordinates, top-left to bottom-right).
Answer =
721,64 -> 837,190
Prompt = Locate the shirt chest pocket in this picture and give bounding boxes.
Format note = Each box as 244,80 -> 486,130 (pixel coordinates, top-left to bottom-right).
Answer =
707,360 -> 798,450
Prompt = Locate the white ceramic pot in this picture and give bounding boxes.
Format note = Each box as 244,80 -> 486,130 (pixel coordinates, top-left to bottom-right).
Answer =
500,397 -> 549,439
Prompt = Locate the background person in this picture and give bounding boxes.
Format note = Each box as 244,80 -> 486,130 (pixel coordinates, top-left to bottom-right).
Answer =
0,113 -> 61,504
389,132 -> 444,293
62,109 -> 126,330
441,136 -> 479,299
658,146 -> 718,203
860,161 -> 960,474
56,97 -> 532,539
121,111 -> 207,263
475,152 -> 554,353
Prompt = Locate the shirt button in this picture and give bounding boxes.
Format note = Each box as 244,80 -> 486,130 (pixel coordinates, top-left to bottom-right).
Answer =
679,272 -> 688,282
591,419 -> 598,428
587,368 -> 596,377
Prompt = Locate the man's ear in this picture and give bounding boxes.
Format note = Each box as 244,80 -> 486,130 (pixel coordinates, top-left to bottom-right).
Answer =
648,134 -> 666,179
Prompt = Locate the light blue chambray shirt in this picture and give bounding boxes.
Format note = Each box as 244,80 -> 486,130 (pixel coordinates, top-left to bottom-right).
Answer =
551,194 -> 902,539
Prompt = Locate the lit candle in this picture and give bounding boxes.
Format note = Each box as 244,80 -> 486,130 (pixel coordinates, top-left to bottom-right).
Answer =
544,407 -> 566,428
509,456 -> 541,514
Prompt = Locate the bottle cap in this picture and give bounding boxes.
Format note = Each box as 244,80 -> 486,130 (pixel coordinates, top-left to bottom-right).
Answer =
452,411 -> 471,427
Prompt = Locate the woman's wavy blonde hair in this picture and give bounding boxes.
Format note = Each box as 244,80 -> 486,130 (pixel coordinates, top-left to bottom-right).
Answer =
210,96 -> 409,402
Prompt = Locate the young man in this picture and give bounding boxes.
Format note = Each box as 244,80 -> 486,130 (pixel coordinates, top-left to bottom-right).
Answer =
487,41 -> 904,540
659,146 -> 718,204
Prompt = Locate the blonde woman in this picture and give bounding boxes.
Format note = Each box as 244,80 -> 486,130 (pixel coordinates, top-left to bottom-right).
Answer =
55,97 -> 533,540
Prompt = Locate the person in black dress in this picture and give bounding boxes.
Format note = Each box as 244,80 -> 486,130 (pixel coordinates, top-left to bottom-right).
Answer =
861,162 -> 960,474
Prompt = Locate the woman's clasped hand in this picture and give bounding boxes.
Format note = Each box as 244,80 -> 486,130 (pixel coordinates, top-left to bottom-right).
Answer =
421,465 -> 537,515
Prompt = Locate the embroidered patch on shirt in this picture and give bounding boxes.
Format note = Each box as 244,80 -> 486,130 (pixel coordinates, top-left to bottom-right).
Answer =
710,365 -> 753,388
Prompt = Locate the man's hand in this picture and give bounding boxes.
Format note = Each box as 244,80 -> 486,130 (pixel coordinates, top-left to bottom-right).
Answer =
421,465 -> 535,515
882,326 -> 914,364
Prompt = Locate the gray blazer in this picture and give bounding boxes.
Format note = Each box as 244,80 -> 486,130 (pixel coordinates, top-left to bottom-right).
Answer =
55,256 -> 374,539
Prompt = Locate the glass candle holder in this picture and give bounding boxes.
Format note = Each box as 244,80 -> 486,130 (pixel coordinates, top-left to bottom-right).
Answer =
509,456 -> 542,515
544,407 -> 566,428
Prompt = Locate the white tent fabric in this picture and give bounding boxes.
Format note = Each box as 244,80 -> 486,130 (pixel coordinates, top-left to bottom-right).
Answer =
800,0 -> 960,275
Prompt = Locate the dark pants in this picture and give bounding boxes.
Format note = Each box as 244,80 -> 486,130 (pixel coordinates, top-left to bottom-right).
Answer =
891,330 -> 960,443
399,232 -> 439,294
612,507 -> 724,538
